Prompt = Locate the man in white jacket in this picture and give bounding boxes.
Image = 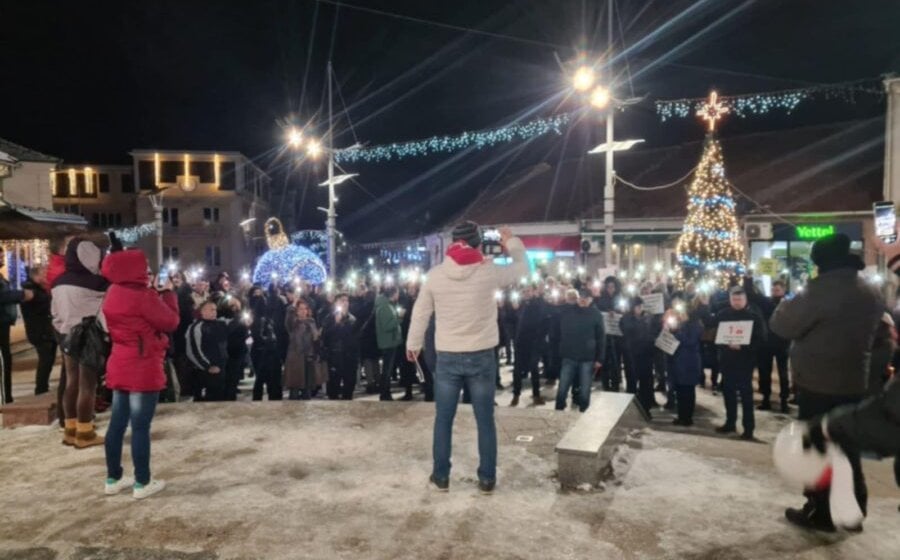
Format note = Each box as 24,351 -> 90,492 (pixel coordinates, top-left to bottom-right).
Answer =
407,222 -> 528,494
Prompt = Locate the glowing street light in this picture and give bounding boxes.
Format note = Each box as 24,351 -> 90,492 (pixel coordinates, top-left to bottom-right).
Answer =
306,139 -> 322,159
572,66 -> 595,92
590,85 -> 611,109
287,127 -> 303,148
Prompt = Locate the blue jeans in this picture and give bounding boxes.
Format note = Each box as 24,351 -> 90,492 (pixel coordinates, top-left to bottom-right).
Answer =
433,349 -> 497,483
104,390 -> 159,485
556,358 -> 594,412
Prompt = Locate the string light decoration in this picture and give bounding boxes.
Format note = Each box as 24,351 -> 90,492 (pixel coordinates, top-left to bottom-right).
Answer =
290,229 -> 328,260
334,113 -> 571,164
675,91 -> 746,287
0,239 -> 49,286
111,222 -> 158,245
656,78 -> 883,122
253,217 -> 327,287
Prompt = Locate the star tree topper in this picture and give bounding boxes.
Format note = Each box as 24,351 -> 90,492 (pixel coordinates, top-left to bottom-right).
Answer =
697,90 -> 729,132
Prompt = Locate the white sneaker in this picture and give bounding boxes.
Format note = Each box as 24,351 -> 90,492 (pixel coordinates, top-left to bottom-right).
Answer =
105,476 -> 135,496
133,479 -> 166,500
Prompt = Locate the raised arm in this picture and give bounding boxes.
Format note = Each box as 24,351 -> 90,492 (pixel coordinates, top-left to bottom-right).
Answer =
407,280 -> 434,354
494,229 -> 529,288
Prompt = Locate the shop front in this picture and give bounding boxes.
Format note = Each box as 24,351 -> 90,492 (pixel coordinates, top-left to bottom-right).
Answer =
747,221 -> 865,293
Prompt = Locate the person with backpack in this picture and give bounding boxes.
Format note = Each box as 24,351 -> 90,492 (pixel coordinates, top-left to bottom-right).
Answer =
52,238 -> 108,448
101,247 -> 179,500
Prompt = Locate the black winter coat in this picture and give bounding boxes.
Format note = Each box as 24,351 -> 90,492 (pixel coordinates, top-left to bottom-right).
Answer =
515,298 -> 548,346
714,305 -> 767,373
20,280 -> 54,343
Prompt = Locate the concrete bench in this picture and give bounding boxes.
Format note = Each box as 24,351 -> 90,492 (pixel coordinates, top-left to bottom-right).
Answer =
555,392 -> 649,489
1,393 -> 58,428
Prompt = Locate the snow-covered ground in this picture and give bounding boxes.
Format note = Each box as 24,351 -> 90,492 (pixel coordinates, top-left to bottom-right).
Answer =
1,358 -> 898,559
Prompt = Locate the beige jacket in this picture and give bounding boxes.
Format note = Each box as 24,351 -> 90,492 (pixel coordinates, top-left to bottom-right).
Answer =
407,237 -> 528,353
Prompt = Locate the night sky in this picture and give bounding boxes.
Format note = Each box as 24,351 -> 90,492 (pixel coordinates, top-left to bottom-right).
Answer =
2,0 -> 899,240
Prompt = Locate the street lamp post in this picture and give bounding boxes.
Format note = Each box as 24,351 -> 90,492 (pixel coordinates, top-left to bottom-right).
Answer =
148,189 -> 167,272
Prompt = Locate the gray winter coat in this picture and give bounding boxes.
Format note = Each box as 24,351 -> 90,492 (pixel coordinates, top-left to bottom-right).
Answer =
770,268 -> 883,396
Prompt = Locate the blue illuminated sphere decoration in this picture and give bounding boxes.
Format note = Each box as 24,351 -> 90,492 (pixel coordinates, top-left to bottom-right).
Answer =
252,244 -> 327,287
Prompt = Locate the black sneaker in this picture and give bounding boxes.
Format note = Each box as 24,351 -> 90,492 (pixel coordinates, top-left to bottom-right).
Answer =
715,424 -> 736,434
740,432 -> 756,441
429,475 -> 449,492
478,480 -> 495,495
785,507 -> 836,533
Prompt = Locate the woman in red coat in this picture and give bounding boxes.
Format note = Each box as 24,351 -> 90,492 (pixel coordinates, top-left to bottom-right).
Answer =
101,248 -> 179,500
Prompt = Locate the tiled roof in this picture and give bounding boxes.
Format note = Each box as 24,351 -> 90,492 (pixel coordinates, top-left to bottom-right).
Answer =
458,118 -> 884,225
0,137 -> 61,163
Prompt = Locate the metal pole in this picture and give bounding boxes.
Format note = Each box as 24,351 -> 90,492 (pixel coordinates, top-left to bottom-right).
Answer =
154,200 -> 163,272
603,0 -> 615,268
326,60 -> 337,281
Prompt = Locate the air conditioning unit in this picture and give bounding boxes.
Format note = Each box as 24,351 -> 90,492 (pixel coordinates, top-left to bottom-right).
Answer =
581,237 -> 602,254
744,222 -> 773,241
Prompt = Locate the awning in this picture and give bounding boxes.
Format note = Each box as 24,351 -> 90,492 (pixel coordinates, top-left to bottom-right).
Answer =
0,200 -> 88,239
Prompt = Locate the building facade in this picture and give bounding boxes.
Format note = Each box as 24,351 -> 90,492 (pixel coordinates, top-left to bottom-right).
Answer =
51,165 -> 137,228
0,137 -> 60,210
130,150 -> 271,275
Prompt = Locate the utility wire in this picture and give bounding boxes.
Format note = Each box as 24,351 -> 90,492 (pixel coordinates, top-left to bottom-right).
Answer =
614,165 -> 697,191
332,66 -> 360,146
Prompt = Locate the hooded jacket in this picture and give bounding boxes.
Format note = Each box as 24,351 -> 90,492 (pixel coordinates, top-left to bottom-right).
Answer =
51,238 -> 108,336
375,294 -> 402,350
407,237 -> 528,353
770,268 -> 883,396
101,249 -> 179,392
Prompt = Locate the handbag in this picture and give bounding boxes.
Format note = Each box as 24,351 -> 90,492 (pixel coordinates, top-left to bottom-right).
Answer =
68,295 -> 111,374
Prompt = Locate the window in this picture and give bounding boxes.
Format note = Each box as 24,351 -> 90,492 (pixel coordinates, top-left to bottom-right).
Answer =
193,161 -> 215,184
138,161 -> 155,190
203,207 -> 220,223
160,161 -> 181,184
121,173 -> 134,193
205,246 -> 221,267
98,173 -> 110,193
55,173 -> 71,197
163,247 -> 179,261
163,208 -> 179,227
218,161 -> 236,191
115,213 -> 123,227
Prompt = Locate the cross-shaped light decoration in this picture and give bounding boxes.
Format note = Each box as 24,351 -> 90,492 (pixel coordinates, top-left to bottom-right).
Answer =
697,90 -> 729,132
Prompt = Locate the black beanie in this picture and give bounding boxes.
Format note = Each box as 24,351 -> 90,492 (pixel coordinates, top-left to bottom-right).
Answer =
811,233 -> 864,273
452,221 -> 482,249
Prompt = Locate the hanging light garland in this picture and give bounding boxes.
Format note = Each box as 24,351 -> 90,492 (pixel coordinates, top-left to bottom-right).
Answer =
656,78 -> 883,122
334,113 -> 571,164
111,222 -> 158,245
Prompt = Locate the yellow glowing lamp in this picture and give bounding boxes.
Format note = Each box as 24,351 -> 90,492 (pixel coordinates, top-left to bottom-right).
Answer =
590,86 -> 611,109
697,90 -> 729,133
573,66 -> 595,92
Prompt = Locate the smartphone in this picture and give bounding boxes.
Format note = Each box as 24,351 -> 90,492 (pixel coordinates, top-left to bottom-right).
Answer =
874,201 -> 897,243
157,268 -> 169,288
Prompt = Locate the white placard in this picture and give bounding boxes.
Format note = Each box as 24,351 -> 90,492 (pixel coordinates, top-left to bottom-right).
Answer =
655,330 -> 681,355
602,312 -> 623,336
715,320 -> 754,346
597,267 -> 618,281
642,293 -> 665,315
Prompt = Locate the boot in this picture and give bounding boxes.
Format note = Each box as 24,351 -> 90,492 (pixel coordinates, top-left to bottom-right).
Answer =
757,399 -> 771,411
74,422 -> 104,449
780,399 -> 790,414
62,418 -> 77,446
509,394 -> 520,407
401,387 -> 414,401
532,395 -> 546,406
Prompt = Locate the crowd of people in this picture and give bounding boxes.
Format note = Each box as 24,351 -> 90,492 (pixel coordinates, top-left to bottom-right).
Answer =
0,224 -> 898,520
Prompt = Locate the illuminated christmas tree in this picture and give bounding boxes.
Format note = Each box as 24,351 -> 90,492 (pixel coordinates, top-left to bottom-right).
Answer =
675,91 -> 747,287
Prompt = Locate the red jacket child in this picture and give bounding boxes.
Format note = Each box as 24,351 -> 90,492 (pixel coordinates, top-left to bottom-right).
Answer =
101,249 -> 179,392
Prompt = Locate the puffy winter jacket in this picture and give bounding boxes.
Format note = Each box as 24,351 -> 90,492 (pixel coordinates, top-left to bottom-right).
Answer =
407,237 -> 528,353
375,294 -> 402,350
101,249 -> 179,392
51,238 -> 108,336
667,320 -> 704,386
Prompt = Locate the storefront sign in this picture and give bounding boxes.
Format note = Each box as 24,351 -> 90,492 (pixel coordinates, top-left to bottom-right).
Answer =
795,224 -> 836,240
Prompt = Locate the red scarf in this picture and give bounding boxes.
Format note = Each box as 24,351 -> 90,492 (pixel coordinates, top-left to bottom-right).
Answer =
446,241 -> 484,265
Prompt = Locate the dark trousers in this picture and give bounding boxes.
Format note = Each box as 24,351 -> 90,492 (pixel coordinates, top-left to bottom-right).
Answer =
757,345 -> 790,402
253,356 -> 283,401
224,356 -> 244,401
379,347 -> 399,398
702,342 -> 720,387
601,337 -> 622,390
653,349 -> 667,390
633,354 -> 655,412
502,330 -> 514,365
543,346 -> 560,381
30,338 -> 57,396
327,353 -> 359,400
191,367 -> 226,401
721,367 -> 755,434
173,354 -> 194,397
513,340 -> 541,397
675,384 -> 696,423
0,323 -> 12,404
798,389 -> 867,519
